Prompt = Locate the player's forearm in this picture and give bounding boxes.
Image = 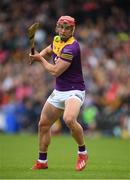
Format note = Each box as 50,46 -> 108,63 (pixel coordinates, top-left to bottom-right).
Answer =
40,57 -> 59,76
40,45 -> 52,61
29,52 -> 66,77
39,49 -> 48,57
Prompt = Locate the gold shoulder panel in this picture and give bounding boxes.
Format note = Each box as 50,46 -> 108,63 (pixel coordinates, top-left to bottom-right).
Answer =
52,36 -> 75,56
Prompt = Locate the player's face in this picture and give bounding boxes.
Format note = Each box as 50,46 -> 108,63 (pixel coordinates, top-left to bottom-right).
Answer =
56,23 -> 74,41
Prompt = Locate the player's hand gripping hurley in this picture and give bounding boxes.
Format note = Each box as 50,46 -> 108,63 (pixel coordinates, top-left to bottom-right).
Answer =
28,22 -> 39,64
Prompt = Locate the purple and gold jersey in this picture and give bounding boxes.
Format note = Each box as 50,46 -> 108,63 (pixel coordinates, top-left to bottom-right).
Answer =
52,36 -> 85,91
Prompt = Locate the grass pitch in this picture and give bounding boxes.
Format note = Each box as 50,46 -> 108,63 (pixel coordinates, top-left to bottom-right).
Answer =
0,133 -> 130,179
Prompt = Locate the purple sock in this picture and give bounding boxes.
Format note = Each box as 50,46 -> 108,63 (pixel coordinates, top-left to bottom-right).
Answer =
39,152 -> 47,161
78,145 -> 86,152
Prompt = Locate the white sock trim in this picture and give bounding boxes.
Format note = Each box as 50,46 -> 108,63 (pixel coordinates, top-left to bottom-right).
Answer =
78,150 -> 87,155
38,159 -> 47,163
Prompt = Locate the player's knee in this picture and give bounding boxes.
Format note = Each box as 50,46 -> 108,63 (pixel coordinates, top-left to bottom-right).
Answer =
63,114 -> 75,128
38,116 -> 50,132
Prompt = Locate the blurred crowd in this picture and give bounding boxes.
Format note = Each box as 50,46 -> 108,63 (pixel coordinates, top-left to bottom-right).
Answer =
0,0 -> 130,138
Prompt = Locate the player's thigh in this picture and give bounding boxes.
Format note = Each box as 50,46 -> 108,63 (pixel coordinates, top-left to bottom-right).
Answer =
63,98 -> 81,121
40,101 -> 63,126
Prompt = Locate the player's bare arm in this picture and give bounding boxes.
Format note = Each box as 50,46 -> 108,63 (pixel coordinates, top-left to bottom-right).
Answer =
39,45 -> 53,61
29,53 -> 71,77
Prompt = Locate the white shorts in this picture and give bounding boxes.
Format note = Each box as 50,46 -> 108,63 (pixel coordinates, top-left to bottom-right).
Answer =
47,89 -> 85,110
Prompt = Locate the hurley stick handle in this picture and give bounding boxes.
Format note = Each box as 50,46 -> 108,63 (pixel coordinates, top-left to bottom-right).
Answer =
31,47 -> 35,55
29,48 -> 35,64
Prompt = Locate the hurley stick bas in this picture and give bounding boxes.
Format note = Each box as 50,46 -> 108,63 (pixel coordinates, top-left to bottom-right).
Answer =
28,22 -> 39,63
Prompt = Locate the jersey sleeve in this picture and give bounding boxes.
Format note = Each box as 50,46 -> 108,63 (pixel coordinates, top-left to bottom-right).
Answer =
60,46 -> 74,63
